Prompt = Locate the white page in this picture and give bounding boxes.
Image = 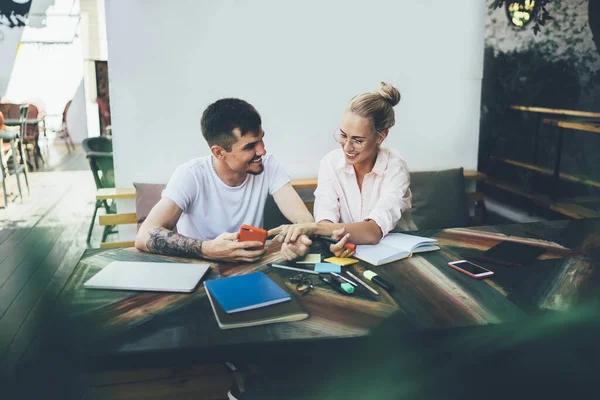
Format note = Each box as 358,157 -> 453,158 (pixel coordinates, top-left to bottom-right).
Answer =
379,233 -> 437,252
355,243 -> 405,265
412,244 -> 440,253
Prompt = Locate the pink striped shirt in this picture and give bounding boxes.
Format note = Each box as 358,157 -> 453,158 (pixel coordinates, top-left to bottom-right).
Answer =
313,147 -> 416,235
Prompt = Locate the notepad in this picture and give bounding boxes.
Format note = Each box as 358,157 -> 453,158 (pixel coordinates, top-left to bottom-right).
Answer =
204,272 -> 290,313
354,233 -> 440,266
324,257 -> 359,266
314,263 -> 341,273
205,275 -> 308,329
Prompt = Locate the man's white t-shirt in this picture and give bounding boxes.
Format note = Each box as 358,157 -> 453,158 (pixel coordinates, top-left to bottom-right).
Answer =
162,154 -> 290,240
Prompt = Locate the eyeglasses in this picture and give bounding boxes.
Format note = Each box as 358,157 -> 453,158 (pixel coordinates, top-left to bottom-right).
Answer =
289,274 -> 314,296
333,127 -> 381,150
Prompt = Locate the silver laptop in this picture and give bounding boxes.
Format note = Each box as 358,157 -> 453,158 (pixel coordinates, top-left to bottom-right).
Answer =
84,261 -> 210,293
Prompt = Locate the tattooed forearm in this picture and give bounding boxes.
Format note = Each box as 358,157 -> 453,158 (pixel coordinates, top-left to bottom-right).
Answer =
146,227 -> 204,259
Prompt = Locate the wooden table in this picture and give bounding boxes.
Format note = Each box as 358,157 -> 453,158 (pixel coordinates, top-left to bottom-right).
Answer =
50,219 -> 600,372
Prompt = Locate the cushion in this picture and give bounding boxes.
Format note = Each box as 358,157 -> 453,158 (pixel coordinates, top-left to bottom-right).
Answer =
133,182 -> 167,229
263,187 -> 314,231
133,182 -> 298,233
263,195 -> 291,231
409,168 -> 469,230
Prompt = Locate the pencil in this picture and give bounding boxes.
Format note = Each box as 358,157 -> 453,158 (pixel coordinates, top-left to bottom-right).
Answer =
346,271 -> 379,295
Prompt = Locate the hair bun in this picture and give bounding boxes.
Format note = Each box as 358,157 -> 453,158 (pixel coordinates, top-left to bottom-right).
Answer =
375,82 -> 401,107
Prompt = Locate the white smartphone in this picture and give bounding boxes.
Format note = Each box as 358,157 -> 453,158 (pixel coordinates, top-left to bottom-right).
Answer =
448,260 -> 494,279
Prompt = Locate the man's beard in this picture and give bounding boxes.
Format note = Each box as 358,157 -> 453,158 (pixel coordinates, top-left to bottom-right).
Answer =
246,164 -> 264,175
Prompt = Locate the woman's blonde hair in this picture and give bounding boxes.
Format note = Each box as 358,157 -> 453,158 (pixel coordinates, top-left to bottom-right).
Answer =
346,82 -> 401,133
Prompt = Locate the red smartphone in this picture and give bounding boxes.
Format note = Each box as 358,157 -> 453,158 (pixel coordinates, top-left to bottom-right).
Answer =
239,224 -> 267,248
448,260 -> 494,279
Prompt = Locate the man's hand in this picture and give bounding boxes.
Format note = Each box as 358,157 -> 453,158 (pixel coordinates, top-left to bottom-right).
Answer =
329,227 -> 356,258
279,234 -> 312,261
269,223 -> 318,244
203,232 -> 266,263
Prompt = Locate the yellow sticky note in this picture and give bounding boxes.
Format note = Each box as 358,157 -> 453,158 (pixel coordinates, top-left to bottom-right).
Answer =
324,257 -> 358,266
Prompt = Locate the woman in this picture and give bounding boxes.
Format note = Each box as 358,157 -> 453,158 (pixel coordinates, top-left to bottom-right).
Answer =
273,82 -> 415,259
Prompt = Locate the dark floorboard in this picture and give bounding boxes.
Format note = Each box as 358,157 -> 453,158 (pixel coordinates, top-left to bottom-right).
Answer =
0,223 -> 88,373
0,228 -> 68,353
0,142 -> 103,399
0,229 -> 31,267
0,228 -> 15,245
0,228 -> 64,307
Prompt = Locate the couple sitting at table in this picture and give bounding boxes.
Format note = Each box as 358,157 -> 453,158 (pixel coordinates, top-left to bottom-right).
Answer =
135,82 -> 415,262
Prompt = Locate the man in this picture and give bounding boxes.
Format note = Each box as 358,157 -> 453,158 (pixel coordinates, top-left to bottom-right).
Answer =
135,98 -> 313,261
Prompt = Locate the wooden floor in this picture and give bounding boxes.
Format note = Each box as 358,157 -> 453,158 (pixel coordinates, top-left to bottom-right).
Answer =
0,141 -> 232,399
0,141 -> 109,398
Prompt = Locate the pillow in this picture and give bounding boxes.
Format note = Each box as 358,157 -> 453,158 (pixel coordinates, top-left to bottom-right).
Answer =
409,168 -> 469,230
133,182 -> 167,230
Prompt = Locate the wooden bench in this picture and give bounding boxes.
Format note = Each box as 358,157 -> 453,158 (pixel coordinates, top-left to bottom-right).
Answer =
485,105 -> 600,219
97,172 -> 487,249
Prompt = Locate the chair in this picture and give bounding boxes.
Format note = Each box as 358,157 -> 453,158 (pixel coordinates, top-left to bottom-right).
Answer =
82,136 -> 116,242
0,106 -> 31,205
22,104 -> 44,170
57,101 -> 75,152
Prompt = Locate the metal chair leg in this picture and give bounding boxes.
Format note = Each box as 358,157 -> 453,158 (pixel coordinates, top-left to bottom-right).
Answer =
1,175 -> 7,207
0,158 -> 7,208
18,139 -> 30,194
87,200 -> 101,243
102,225 -> 114,243
9,140 -> 24,203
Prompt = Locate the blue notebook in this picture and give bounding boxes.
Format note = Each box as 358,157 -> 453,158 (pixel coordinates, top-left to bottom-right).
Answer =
204,272 -> 291,314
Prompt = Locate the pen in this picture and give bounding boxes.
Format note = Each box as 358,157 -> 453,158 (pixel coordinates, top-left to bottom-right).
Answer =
319,275 -> 353,295
346,271 -> 379,296
316,235 -> 356,251
271,264 -> 320,275
331,271 -> 357,287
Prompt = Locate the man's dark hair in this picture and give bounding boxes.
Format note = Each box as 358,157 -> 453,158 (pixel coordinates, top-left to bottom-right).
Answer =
200,98 -> 262,151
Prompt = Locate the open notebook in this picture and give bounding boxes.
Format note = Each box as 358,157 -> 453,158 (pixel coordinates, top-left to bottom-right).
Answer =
354,233 -> 439,266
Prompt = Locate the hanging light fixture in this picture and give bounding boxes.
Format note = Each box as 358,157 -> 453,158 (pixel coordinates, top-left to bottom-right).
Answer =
505,0 -> 539,28
0,0 -> 32,28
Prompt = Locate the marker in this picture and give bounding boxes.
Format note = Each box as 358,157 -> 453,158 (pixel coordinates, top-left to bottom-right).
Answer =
331,271 -> 357,287
271,264 -> 319,275
363,270 -> 394,292
316,235 -> 356,251
346,271 -> 379,296
319,275 -> 353,295
329,273 -> 355,293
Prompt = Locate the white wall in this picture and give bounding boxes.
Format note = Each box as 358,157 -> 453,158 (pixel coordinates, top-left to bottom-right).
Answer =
66,80 -> 89,143
106,0 -> 485,188
0,26 -> 25,98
